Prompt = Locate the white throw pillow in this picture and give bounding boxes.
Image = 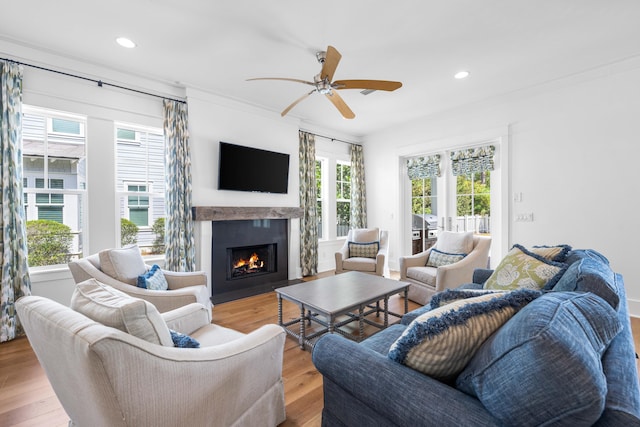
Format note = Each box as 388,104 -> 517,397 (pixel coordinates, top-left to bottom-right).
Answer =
435,231 -> 474,255
99,245 -> 147,285
70,278 -> 173,346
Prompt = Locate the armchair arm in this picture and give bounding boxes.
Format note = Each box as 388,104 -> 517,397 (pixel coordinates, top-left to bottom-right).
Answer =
162,270 -> 207,289
162,302 -> 212,334
434,248 -> 490,292
93,324 -> 286,427
399,249 -> 432,279
335,241 -> 349,274
312,334 -> 496,426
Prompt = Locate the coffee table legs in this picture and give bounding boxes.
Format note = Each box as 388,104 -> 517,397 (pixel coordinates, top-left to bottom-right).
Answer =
299,305 -> 306,349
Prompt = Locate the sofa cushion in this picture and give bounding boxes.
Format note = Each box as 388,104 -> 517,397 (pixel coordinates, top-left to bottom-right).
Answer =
351,228 -> 379,243
565,248 -> 610,266
483,244 -> 567,291
456,292 -> 622,426
528,244 -> 572,262
430,288 -> 506,309
435,231 -> 473,255
426,248 -> 465,267
388,289 -> 540,381
348,241 -> 379,259
99,245 -> 147,286
550,256 -> 620,310
137,264 -> 169,290
70,278 -> 173,346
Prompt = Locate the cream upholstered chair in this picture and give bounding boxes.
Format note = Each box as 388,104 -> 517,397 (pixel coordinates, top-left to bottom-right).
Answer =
335,228 -> 389,276
16,279 -> 286,427
68,245 -> 210,313
400,231 -> 491,305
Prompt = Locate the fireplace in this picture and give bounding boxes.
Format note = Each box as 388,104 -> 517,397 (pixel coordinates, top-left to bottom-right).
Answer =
211,218 -> 289,303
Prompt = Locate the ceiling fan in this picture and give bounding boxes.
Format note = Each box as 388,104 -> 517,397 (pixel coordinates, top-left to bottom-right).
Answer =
247,45 -> 402,119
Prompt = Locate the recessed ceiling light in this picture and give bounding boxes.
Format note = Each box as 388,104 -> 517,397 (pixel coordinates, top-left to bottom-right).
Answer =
454,71 -> 470,79
116,37 -> 136,48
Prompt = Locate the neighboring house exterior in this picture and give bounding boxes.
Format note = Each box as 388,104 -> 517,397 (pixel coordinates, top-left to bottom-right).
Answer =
22,107 -> 165,263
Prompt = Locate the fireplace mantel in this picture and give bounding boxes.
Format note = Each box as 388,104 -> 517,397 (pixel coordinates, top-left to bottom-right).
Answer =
192,206 -> 303,221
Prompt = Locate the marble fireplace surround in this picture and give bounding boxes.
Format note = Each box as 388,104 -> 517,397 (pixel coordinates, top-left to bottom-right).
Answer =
192,206 -> 303,300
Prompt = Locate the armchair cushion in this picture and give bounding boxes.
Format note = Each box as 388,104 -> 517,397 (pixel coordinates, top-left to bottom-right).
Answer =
351,227 -> 379,243
137,264 -> 169,290
70,278 -> 173,347
99,245 -> 147,285
456,292 -> 622,426
426,248 -> 466,267
483,244 -> 567,291
436,231 -> 474,255
388,289 -> 541,381
348,241 -> 380,258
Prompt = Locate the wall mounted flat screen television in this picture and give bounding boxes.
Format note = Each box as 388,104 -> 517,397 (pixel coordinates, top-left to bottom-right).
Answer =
218,141 -> 290,194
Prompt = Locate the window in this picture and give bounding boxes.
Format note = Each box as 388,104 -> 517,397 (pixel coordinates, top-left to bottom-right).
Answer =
336,161 -> 351,237
22,106 -> 87,267
456,172 -> 491,233
116,124 -> 165,254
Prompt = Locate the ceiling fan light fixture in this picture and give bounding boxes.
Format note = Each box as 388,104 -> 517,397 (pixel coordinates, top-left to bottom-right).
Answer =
454,70 -> 470,79
116,37 -> 136,49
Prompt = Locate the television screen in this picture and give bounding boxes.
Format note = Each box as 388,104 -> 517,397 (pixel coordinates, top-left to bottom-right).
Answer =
218,142 -> 290,194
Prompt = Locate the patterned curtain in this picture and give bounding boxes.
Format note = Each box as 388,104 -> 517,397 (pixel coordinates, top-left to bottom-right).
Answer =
0,61 -> 31,343
299,131 -> 317,276
407,154 -> 441,179
350,144 -> 367,228
163,99 -> 195,272
450,145 -> 495,176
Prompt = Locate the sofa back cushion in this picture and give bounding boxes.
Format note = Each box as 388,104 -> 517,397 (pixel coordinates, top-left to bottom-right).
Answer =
71,278 -> 173,346
456,291 -> 621,426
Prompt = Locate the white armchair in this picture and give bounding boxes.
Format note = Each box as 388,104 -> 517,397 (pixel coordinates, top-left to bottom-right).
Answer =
400,232 -> 491,305
16,279 -> 286,427
335,228 -> 389,276
68,245 -> 210,313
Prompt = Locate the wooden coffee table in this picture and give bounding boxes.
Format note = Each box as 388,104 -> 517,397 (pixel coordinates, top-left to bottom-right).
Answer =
276,271 -> 409,350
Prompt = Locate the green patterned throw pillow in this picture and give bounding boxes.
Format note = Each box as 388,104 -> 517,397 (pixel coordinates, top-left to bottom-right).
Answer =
484,244 -> 567,291
348,241 -> 380,258
426,248 -> 466,267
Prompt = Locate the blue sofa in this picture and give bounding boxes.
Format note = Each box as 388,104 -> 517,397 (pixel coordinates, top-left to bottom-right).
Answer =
312,249 -> 640,426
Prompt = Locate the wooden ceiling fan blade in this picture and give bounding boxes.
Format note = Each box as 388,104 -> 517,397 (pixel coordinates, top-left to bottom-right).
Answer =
333,80 -> 403,91
325,90 -> 355,119
281,90 -> 315,117
320,45 -> 342,82
247,77 -> 316,86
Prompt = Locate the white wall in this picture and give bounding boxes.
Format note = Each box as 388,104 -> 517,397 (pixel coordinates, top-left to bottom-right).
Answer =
365,57 -> 640,315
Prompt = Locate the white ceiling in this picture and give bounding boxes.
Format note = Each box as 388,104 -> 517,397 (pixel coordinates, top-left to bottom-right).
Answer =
2,0 -> 640,137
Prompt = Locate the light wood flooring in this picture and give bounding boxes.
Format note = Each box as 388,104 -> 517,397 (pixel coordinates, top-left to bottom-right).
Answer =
1,275 -> 639,427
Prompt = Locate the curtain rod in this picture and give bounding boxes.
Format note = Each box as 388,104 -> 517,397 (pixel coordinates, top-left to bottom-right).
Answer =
299,129 -> 361,147
1,56 -> 187,104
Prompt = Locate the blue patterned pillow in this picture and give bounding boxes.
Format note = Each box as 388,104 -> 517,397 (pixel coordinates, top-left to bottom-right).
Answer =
137,264 -> 169,290
426,248 -> 466,267
348,241 -> 380,258
169,330 -> 200,348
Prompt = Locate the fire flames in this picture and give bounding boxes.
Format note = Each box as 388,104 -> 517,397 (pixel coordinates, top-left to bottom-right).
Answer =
233,252 -> 264,271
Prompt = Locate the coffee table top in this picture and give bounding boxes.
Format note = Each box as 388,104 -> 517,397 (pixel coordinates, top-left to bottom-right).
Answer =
276,271 -> 408,316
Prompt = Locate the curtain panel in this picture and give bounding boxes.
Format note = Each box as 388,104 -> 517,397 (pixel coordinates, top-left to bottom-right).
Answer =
350,144 -> 367,229
163,99 -> 196,272
407,154 -> 441,179
450,145 -> 495,176
298,131 -> 318,276
0,60 -> 31,342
